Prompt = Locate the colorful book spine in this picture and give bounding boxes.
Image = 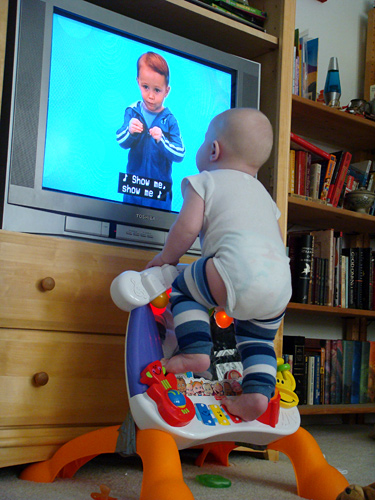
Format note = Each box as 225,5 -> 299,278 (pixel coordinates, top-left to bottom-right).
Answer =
350,340 -> 362,404
290,132 -> 331,160
330,339 -> 337,403
324,339 -> 331,404
342,340 -> 354,404
368,341 -> 375,403
289,149 -> 296,194
330,151 -> 352,207
360,341 -> 370,403
319,155 -> 337,201
336,339 -> 343,404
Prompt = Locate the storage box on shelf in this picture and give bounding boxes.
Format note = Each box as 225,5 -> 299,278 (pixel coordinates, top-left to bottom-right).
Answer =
287,95 -> 375,416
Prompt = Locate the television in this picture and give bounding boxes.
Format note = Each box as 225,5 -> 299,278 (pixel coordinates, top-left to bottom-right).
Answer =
0,0 -> 260,252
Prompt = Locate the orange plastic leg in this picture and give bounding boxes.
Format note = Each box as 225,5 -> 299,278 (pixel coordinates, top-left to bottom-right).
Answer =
136,429 -> 194,500
267,427 -> 349,500
20,425 -> 120,483
194,442 -> 237,467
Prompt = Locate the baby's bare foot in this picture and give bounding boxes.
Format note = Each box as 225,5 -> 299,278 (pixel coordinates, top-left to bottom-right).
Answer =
222,393 -> 269,422
161,353 -> 210,374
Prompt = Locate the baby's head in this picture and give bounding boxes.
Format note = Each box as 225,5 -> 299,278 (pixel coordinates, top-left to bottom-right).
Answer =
137,52 -> 170,113
196,108 -> 273,176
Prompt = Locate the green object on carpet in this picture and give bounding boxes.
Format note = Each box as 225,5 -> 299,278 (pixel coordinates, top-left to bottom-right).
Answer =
196,474 -> 231,488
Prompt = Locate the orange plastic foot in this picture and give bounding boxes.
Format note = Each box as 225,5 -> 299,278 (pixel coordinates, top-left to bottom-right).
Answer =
20,425 -> 120,483
268,427 -> 349,500
136,429 -> 194,500
194,442 -> 237,467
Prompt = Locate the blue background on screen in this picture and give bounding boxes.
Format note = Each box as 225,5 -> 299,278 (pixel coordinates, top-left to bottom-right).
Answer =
42,13 -> 233,213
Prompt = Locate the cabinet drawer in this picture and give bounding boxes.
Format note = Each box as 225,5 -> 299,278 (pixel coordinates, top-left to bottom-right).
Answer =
0,231 -> 155,333
0,329 -> 128,426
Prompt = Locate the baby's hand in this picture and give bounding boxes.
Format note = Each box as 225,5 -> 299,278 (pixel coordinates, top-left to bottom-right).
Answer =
129,118 -> 144,135
145,253 -> 167,269
149,126 -> 162,142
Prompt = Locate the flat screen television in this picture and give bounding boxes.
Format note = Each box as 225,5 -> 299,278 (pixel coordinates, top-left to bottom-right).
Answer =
0,0 -> 260,252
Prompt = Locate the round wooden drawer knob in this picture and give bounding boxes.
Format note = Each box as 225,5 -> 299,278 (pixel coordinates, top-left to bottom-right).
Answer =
41,277 -> 55,291
33,372 -> 49,387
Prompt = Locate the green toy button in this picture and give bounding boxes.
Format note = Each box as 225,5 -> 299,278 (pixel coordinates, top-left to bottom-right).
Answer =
196,474 -> 231,488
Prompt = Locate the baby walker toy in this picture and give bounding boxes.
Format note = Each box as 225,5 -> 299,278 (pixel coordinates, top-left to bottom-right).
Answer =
20,264 -> 349,500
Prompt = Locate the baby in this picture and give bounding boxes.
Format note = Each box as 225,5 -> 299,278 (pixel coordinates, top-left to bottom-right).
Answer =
147,108 -> 292,421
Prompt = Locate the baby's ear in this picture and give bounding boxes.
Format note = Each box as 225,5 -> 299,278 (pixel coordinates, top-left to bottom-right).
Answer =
210,140 -> 220,162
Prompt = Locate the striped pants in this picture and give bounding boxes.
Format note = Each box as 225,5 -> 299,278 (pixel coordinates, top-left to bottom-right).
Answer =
170,258 -> 284,400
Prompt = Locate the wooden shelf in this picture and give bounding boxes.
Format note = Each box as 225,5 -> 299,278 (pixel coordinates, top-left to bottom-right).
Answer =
299,404 -> 375,415
292,95 -> 375,152
287,302 -> 375,319
88,0 -> 278,60
288,196 -> 375,234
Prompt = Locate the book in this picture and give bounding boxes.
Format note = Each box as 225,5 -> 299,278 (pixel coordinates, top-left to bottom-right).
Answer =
359,341 -> 370,403
330,340 -> 338,404
324,339 -> 331,404
319,155 -> 337,201
313,354 -> 321,404
213,0 -> 267,21
368,341 -> 375,403
294,233 -> 314,303
311,229 -> 335,306
342,247 -> 356,308
289,149 -> 296,194
327,151 -> 352,207
309,162 -> 322,199
307,355 -> 315,405
290,132 -> 331,160
283,336 -> 306,404
350,340 -> 362,404
306,38 -> 319,101
342,340 -> 354,404
336,339 -> 343,404
348,160 -> 373,188
295,150 -> 307,195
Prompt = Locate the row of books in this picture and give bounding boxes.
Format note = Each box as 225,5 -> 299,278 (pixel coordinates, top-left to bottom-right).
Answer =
293,29 -> 319,100
288,230 -> 375,310
283,336 -> 375,406
190,0 -> 267,31
289,132 -> 375,211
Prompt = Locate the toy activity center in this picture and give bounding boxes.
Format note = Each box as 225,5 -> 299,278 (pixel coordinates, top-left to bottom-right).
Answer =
20,266 -> 349,500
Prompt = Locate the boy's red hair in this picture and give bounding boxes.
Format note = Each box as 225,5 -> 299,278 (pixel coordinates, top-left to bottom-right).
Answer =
137,52 -> 170,85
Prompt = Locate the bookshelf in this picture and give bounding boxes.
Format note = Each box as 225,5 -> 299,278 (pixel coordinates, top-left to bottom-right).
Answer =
287,94 -> 375,416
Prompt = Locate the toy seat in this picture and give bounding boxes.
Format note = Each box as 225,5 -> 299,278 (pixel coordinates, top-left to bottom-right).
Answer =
21,274 -> 349,500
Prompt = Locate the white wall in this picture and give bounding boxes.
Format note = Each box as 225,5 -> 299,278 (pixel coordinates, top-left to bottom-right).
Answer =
295,0 -> 373,106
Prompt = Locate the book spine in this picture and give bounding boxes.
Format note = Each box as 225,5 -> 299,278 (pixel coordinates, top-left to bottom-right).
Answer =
307,355 -> 315,405
342,248 -> 356,308
324,339 -> 331,404
368,341 -> 375,403
330,340 -> 337,404
359,341 -> 370,403
290,132 -> 331,160
350,340 -> 362,404
295,150 -> 306,195
313,355 -> 321,404
295,233 -> 314,304
320,155 -> 336,201
330,152 -> 352,207
289,149 -> 295,194
215,0 -> 267,19
309,162 -> 321,200
342,340 -> 354,404
336,339 -> 343,404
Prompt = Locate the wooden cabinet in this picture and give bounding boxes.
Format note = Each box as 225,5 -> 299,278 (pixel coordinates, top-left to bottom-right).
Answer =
0,230 -> 157,467
287,95 -> 375,416
0,0 -> 297,466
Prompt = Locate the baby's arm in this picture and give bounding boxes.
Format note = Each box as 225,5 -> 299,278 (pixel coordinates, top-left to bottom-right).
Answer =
146,184 -> 204,268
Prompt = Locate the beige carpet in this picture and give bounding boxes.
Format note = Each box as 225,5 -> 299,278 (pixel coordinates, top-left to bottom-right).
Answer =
0,424 -> 374,500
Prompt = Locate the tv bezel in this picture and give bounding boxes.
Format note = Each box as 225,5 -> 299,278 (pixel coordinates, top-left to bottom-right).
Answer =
0,0 -> 261,250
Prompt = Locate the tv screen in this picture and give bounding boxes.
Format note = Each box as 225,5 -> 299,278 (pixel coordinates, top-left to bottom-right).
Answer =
1,0 -> 260,251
